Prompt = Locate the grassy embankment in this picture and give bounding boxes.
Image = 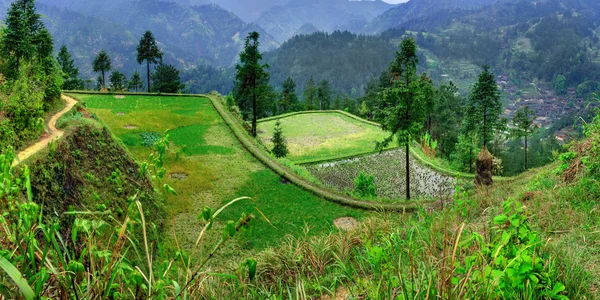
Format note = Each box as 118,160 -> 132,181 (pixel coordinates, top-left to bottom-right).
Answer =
71,93 -> 366,256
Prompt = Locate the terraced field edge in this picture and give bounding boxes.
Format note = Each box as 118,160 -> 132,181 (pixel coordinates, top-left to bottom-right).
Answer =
258,109 -> 511,181
205,94 -> 441,211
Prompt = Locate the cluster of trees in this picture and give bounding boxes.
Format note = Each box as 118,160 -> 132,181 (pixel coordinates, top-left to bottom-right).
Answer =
80,30 -> 183,93
0,0 -> 62,151
232,31 -> 374,137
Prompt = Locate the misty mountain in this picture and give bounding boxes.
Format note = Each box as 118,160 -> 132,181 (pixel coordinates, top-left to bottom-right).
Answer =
255,0 -> 394,42
363,0 -> 501,33
171,0 -> 283,22
29,0 -> 279,70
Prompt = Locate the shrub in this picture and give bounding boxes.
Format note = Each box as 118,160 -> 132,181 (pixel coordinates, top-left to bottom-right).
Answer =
354,172 -> 377,198
271,120 -> 289,158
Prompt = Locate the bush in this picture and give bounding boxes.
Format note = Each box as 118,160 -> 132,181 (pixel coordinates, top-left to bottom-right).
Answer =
271,120 -> 289,158
354,172 -> 377,198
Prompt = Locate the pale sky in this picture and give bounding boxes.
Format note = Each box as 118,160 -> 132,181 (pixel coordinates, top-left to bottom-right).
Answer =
382,0 -> 410,3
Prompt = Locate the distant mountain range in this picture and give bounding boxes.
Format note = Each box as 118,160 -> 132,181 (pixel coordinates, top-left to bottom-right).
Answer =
0,0 -> 282,81
255,0 -> 394,42
362,0 -> 500,33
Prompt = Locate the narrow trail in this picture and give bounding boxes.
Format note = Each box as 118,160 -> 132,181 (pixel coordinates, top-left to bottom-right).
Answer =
12,94 -> 77,167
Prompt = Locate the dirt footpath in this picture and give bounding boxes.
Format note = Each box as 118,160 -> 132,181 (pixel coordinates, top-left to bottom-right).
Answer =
13,94 -> 77,167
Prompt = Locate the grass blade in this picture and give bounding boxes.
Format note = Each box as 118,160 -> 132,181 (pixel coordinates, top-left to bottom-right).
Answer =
0,255 -> 35,300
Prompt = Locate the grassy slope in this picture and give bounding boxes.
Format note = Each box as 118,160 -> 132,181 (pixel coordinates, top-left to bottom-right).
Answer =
74,93 -> 365,255
257,112 -> 394,164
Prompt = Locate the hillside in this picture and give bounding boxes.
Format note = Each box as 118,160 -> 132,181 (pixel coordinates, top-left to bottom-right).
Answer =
362,0 -> 500,33
263,31 -> 396,96
74,93 -> 365,253
28,0 -> 279,76
255,0 -> 393,43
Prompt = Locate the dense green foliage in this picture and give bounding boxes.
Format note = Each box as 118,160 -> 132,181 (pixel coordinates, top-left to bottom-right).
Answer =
0,0 -> 62,151
511,106 -> 538,170
56,45 -> 83,90
109,70 -> 127,91
233,31 -> 270,136
137,30 -> 162,93
353,172 -> 377,198
270,120 -> 288,158
264,31 -> 395,97
151,63 -> 183,93
373,38 -> 427,200
92,50 -> 111,89
128,71 -> 144,92
466,66 -> 504,147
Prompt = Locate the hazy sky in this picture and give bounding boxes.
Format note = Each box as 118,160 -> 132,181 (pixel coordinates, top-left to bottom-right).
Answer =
382,0 -> 410,3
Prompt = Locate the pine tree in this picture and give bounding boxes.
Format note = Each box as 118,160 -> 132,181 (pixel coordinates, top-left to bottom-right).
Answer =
280,77 -> 299,113
511,106 -> 538,170
373,38 -> 427,200
466,65 -> 504,147
420,74 -> 436,135
433,82 -> 464,157
271,120 -> 289,158
303,77 -> 317,110
1,0 -> 43,77
57,45 -> 83,90
317,80 -> 332,110
109,70 -> 127,91
128,71 -> 145,92
137,31 -> 162,92
152,63 -> 183,93
233,31 -> 270,137
93,50 -> 112,89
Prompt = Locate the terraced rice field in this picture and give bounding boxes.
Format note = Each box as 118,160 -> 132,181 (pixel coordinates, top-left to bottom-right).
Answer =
307,149 -> 456,200
259,112 -> 457,200
257,112 -> 395,164
71,93 -> 364,255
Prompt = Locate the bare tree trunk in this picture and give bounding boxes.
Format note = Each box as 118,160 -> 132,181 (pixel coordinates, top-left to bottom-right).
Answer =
147,60 -> 151,93
252,75 -> 257,137
406,142 -> 410,200
469,148 -> 473,173
524,136 -> 528,170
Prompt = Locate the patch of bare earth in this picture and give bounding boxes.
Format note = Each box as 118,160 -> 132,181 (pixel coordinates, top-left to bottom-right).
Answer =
169,172 -> 188,180
334,217 -> 359,231
115,95 -> 126,99
320,287 -> 350,300
124,125 -> 138,129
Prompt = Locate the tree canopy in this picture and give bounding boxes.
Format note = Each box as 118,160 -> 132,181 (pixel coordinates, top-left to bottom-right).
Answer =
137,30 -> 162,92
93,50 -> 112,89
233,31 -> 271,137
151,63 -> 183,93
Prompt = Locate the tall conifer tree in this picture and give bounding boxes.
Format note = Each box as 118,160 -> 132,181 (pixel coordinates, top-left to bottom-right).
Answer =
233,31 -> 270,137
137,31 -> 163,92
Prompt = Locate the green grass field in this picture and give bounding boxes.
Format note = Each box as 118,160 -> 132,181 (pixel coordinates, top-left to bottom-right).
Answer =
73,93 -> 364,255
258,112 -> 395,164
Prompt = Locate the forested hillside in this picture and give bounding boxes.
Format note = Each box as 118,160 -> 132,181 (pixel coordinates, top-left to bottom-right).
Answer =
264,31 -> 396,96
3,0 -> 279,81
362,0 -> 499,33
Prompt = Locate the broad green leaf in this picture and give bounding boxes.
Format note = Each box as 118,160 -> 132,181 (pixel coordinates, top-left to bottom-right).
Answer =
0,255 -> 35,300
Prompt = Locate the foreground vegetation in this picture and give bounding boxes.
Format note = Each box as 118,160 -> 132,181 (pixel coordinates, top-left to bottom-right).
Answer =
3,121 -> 599,297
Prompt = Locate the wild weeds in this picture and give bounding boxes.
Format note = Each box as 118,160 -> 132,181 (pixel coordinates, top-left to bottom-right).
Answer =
0,134 -> 257,299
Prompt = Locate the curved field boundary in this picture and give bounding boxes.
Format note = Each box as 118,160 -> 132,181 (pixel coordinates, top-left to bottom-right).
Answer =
205,94 -> 438,211
64,90 -> 207,98
13,95 -> 78,167
259,110 -> 511,181
258,109 -> 380,127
